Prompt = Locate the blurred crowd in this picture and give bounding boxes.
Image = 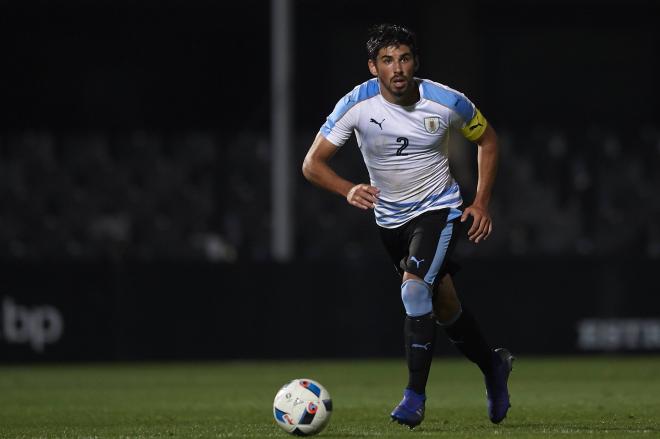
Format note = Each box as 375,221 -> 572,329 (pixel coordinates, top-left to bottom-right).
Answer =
469,125 -> 660,259
1,125 -> 658,263
0,131 -> 252,262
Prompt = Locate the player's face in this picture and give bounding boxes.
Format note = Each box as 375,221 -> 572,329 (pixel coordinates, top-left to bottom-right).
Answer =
368,44 -> 418,104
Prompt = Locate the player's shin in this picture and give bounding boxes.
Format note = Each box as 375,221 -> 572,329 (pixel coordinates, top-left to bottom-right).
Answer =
404,312 -> 437,394
439,307 -> 493,374
400,278 -> 436,394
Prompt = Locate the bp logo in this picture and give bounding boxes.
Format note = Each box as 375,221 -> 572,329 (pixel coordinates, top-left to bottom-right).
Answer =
1,296 -> 64,353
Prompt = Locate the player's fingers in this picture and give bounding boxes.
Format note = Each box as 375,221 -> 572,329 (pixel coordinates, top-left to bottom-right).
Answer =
460,210 -> 469,223
362,192 -> 378,204
482,222 -> 493,240
347,194 -> 365,209
473,218 -> 491,243
353,194 -> 375,209
468,215 -> 486,241
466,214 -> 481,238
365,186 -> 380,196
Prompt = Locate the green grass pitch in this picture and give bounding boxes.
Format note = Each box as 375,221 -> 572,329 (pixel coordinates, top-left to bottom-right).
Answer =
1,356 -> 659,438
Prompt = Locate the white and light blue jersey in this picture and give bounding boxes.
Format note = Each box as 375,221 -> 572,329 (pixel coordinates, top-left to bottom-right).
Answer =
320,77 -> 487,229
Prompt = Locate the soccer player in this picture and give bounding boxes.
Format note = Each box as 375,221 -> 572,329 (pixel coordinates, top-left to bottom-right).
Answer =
302,24 -> 514,428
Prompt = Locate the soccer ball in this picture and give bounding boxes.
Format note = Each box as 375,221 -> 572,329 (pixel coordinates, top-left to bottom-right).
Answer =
273,378 -> 332,436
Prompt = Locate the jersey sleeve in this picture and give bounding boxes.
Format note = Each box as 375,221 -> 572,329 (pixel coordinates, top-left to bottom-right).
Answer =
447,92 -> 488,142
420,79 -> 488,142
319,89 -> 361,147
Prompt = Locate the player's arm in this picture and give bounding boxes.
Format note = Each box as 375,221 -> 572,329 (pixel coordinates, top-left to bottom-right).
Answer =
472,123 -> 498,211
460,115 -> 499,243
302,133 -> 379,210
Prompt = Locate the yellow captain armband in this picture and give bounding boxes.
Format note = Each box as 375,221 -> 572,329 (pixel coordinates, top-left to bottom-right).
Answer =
461,108 -> 488,142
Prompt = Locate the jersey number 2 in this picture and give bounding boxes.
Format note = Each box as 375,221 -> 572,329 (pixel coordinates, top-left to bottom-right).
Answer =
396,137 -> 409,156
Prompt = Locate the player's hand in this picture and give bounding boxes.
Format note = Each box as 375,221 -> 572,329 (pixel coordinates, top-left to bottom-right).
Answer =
346,184 -> 380,210
461,204 -> 492,243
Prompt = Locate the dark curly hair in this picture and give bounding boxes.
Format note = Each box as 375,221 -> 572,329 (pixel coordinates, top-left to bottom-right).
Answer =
366,23 -> 418,61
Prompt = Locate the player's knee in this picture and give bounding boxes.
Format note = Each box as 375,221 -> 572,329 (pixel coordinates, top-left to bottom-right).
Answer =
401,279 -> 432,317
433,275 -> 462,324
435,302 -> 462,326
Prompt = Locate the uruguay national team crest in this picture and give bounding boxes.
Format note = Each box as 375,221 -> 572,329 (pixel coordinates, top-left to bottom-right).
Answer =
424,116 -> 441,134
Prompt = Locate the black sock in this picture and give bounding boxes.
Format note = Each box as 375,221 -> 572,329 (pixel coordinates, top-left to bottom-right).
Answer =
404,312 -> 436,395
442,307 -> 493,374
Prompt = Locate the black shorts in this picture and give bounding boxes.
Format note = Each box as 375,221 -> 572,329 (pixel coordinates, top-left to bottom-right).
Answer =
379,208 -> 462,288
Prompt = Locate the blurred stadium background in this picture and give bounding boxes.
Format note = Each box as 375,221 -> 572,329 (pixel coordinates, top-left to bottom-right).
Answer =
0,0 -> 659,362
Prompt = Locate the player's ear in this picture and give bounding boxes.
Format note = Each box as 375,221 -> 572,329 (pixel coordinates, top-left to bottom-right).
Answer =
414,56 -> 420,72
368,59 -> 378,77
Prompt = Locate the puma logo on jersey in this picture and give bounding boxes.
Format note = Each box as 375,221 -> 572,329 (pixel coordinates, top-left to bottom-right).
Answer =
410,256 -> 425,268
370,118 -> 385,130
469,122 -> 484,130
411,342 -> 431,351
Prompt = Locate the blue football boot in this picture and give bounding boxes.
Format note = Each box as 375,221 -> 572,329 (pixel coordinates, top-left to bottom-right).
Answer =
485,348 -> 514,424
390,388 -> 426,429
